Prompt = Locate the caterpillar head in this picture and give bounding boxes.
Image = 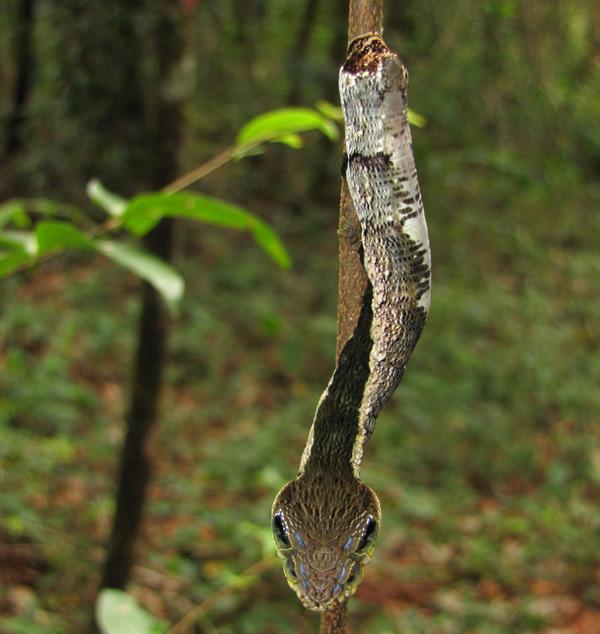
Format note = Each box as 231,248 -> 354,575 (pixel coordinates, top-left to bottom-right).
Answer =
271,473 -> 381,611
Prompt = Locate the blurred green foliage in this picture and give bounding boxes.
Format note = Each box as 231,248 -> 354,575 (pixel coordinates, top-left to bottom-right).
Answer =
1,1 -> 599,633
1,104 -> 339,293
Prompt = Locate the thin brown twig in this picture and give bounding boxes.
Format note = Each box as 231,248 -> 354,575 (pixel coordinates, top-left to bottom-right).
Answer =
162,147 -> 236,193
162,141 -> 261,193
319,601 -> 348,634
323,1 -> 384,633
336,0 -> 383,355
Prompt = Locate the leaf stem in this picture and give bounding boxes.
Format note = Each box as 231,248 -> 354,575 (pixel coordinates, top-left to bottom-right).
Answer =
163,144 -> 260,193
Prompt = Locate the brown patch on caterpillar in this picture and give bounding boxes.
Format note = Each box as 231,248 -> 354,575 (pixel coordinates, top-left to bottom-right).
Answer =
343,33 -> 390,74
303,282 -> 375,475
348,151 -> 392,171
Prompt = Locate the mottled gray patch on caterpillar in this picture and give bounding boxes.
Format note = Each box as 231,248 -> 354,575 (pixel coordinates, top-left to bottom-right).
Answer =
339,33 -> 431,471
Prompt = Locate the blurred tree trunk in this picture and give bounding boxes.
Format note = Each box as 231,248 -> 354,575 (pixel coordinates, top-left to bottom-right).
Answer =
3,0 -> 36,160
287,0 -> 319,105
100,223 -> 176,590
274,0 -> 321,215
232,0 -> 258,88
100,0 -> 183,591
43,0 -> 147,202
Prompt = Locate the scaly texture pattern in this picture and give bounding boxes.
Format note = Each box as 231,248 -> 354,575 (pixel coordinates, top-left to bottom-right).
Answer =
341,34 -> 431,468
271,33 -> 431,612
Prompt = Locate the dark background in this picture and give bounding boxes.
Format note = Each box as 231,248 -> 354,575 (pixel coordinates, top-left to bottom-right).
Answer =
1,1 -> 599,632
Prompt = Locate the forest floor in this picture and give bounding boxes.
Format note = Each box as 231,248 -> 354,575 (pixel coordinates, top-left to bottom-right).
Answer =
1,163 -> 600,634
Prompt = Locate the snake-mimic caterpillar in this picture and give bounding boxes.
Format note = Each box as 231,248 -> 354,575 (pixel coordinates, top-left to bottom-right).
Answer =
271,33 -> 431,612
340,33 -> 431,467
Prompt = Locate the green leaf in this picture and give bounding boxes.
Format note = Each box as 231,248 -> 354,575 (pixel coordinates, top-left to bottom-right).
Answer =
87,179 -> 127,217
1,198 -> 90,231
35,221 -> 93,256
236,107 -> 338,147
0,201 -> 29,229
315,100 -> 344,122
0,230 -> 37,255
96,589 -> 167,634
314,102 -> 426,128
0,249 -> 31,276
247,217 -> 291,269
274,133 -> 304,149
408,108 -> 427,128
30,198 -> 84,220
122,193 -> 291,268
96,240 -> 184,313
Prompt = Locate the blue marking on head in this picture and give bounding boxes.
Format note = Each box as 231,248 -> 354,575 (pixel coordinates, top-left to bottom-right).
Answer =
343,536 -> 354,552
295,531 -> 305,548
333,583 -> 343,597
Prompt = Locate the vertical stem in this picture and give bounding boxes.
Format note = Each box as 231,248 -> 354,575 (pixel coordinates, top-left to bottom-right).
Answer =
348,0 -> 384,41
323,1 -> 384,633
287,0 -> 320,105
336,182 -> 367,358
319,601 -> 348,634
336,0 -> 384,357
